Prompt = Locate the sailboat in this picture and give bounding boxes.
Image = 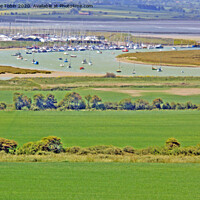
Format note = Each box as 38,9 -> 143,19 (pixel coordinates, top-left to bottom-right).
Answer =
88,50 -> 92,65
68,58 -> 72,68
132,64 -> 136,74
116,62 -> 122,73
32,53 -> 39,65
82,59 -> 87,64
157,67 -> 162,72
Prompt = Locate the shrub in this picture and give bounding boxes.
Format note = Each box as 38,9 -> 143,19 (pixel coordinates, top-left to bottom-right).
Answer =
77,148 -> 90,155
104,147 -> 124,155
0,137 -> 18,153
41,136 -> 63,153
123,146 -> 135,154
170,102 -> 177,109
119,98 -> 135,110
66,146 -> 81,154
176,103 -> 186,110
88,145 -> 113,154
152,98 -> 163,109
104,102 -> 118,110
18,136 -> 64,155
166,138 -> 180,149
0,103 -> 7,110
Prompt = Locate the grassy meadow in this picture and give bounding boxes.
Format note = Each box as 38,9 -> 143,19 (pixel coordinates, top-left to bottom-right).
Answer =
0,110 -> 199,148
117,50 -> 200,67
0,162 -> 200,200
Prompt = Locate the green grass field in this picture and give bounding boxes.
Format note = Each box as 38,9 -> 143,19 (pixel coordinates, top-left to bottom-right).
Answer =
0,111 -> 199,148
0,162 -> 200,200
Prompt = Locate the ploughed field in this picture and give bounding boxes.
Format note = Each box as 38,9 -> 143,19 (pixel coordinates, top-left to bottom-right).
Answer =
0,111 -> 199,148
0,162 -> 199,200
117,50 -> 200,67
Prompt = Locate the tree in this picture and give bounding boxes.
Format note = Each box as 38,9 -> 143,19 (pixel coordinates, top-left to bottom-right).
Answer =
152,98 -> 163,109
59,92 -> 83,110
85,94 -> 92,109
45,94 -> 57,109
13,93 -> 31,110
0,103 -> 7,110
91,95 -> 102,108
135,99 -> 149,110
34,94 -> 45,110
119,98 -> 135,110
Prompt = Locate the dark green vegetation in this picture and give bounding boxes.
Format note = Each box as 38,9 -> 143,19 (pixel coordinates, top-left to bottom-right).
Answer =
9,91 -> 200,111
0,162 -> 200,199
0,65 -> 51,74
3,134 -> 200,158
0,111 -> 199,148
117,50 -> 200,67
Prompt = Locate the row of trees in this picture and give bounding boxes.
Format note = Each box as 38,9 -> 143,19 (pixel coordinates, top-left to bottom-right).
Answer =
10,92 -> 199,111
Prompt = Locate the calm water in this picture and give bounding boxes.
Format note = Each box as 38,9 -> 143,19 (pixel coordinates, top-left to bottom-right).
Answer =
1,20 -> 200,35
1,48 -> 200,76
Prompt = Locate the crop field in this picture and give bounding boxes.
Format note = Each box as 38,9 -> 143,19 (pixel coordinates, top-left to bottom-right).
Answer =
0,110 -> 199,148
0,162 -> 200,200
117,50 -> 200,67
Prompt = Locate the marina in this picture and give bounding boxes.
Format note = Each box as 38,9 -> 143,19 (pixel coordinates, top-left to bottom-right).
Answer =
1,47 -> 200,77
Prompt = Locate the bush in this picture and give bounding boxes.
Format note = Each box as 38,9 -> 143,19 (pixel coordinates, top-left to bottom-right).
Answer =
18,136 -> 64,155
0,137 -> 18,153
41,136 -> 63,153
0,103 -> 7,110
66,146 -> 81,154
123,146 -> 135,154
152,98 -> 163,109
104,102 -> 118,110
87,145 -> 113,154
104,147 -> 124,155
166,138 -> 180,149
119,98 -> 135,110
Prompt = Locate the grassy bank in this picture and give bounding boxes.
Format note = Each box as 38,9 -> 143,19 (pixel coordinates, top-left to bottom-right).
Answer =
0,76 -> 200,90
117,50 -> 200,67
1,152 -> 200,163
0,65 -> 51,74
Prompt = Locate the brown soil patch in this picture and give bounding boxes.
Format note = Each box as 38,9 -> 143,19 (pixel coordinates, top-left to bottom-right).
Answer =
166,88 -> 200,96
